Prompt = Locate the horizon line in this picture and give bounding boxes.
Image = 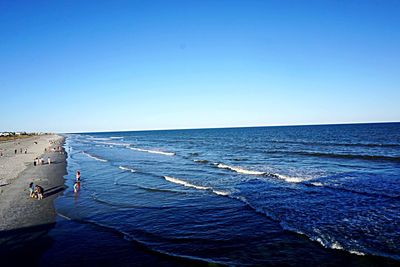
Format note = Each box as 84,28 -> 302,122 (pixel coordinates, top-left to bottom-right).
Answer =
65,120 -> 400,134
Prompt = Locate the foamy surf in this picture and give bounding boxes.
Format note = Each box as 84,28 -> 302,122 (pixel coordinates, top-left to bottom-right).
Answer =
130,147 -> 175,156
215,163 -> 265,175
119,166 -> 136,173
88,137 -> 111,141
163,176 -> 229,196
214,163 -> 308,183
95,141 -> 129,147
110,136 -> 124,139
82,151 -> 107,162
310,182 -> 323,187
274,174 -> 307,183
316,239 -> 366,256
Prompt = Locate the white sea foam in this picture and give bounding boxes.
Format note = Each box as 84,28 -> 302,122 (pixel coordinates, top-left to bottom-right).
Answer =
82,151 -> 107,162
331,241 -> 344,250
163,176 -> 229,196
95,141 -> 129,147
313,236 -> 365,256
215,163 -> 265,175
119,166 -> 136,173
57,212 -> 72,221
130,147 -> 175,156
310,182 -> 324,187
275,174 -> 306,183
215,163 -> 307,183
212,190 -> 230,196
110,136 -> 124,139
89,137 -> 111,141
349,250 -> 366,256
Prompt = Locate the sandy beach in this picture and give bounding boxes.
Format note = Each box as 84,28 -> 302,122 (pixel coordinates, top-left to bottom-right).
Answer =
0,134 -> 67,265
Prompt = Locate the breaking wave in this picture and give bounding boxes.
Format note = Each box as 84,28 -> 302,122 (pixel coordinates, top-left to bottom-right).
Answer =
118,166 -> 136,173
163,176 -> 229,196
129,147 -> 175,156
214,163 -> 307,183
82,151 -> 107,162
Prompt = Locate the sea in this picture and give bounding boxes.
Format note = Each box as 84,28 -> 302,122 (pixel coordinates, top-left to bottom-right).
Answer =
43,123 -> 400,266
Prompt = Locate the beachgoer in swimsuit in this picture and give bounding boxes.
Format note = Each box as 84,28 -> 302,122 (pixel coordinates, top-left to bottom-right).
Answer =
29,182 -> 35,197
73,182 -> 80,193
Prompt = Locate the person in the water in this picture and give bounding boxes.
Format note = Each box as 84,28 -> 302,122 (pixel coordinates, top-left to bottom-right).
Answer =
74,181 -> 80,193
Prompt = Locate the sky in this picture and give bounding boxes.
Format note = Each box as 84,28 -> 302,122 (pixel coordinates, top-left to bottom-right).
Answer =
1,0 -> 399,133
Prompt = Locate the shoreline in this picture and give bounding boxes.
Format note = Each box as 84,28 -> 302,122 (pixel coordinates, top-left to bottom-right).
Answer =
0,135 -> 67,265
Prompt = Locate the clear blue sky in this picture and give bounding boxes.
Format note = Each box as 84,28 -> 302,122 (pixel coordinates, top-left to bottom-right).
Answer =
1,0 -> 399,133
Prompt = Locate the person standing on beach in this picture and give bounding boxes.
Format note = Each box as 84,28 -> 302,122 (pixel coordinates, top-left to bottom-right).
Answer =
29,182 -> 35,197
47,157 -> 51,165
14,149 -> 17,154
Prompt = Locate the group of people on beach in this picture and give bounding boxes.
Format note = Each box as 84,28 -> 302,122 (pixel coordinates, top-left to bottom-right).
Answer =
0,148 -> 27,157
14,147 -> 28,154
29,182 -> 44,200
33,157 -> 52,166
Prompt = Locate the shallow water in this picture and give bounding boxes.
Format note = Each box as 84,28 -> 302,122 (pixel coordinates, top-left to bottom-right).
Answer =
47,123 -> 400,265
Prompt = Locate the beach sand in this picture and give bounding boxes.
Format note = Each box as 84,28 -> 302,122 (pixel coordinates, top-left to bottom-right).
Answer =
0,135 -> 67,265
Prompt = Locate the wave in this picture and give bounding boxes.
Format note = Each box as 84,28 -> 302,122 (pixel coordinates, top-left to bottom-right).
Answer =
82,151 -> 107,162
90,193 -> 174,209
88,137 -> 111,141
270,139 -> 400,148
215,163 -> 265,175
230,196 -> 370,260
311,235 -> 366,257
95,141 -> 129,147
119,166 -> 136,173
214,163 -> 307,183
267,150 -> 400,162
310,182 -> 323,187
110,136 -> 124,139
305,182 -> 400,199
73,218 -> 230,266
129,147 -> 175,156
116,182 -> 187,194
163,176 -> 229,196
56,212 -> 72,221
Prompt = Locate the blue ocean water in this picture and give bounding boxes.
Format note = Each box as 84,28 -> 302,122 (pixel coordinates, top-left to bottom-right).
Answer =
48,123 -> 400,266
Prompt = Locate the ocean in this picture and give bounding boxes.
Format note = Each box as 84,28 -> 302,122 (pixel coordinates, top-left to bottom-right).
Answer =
44,123 -> 400,266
